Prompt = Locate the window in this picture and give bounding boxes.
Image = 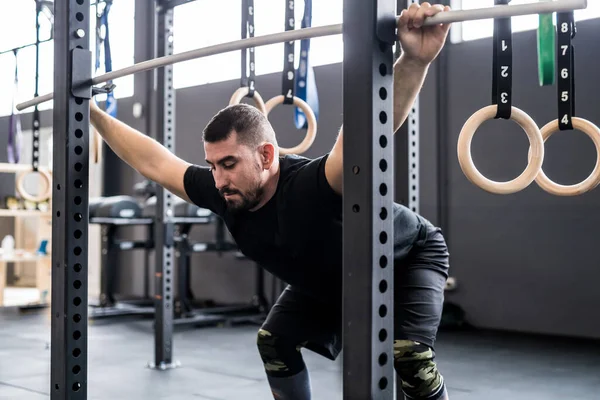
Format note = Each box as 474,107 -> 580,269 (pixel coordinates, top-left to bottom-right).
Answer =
0,0 -> 135,117
0,2 -> 48,115
451,0 -> 600,43
90,0 -> 136,103
172,0 -> 343,90
0,2 -> 37,51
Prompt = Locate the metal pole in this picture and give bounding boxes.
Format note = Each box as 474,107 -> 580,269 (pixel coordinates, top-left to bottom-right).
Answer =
343,0 -> 395,397
148,1 -> 177,371
51,0 -> 91,398
426,0 -> 587,25
17,0 -> 588,112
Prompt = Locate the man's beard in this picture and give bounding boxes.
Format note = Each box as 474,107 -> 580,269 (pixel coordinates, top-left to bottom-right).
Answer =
220,185 -> 263,212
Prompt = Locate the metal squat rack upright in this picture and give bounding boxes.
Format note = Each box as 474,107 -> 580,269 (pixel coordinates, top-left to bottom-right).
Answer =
51,1 -> 91,398
342,0 -> 398,398
49,0 -> 404,397
149,0 -> 177,371
50,0 -> 587,398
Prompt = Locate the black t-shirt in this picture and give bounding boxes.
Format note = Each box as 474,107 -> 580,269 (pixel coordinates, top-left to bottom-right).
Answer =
183,154 -> 431,301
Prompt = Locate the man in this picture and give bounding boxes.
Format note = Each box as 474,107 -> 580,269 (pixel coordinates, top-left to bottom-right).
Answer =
90,3 -> 452,399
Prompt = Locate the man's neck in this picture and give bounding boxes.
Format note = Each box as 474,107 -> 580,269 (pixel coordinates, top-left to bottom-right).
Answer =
250,159 -> 281,211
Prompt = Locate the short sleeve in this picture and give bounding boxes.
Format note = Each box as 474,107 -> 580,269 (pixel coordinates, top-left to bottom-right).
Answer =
183,165 -> 226,215
284,154 -> 342,210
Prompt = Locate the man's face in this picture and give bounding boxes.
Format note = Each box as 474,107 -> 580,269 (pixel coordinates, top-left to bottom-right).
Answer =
204,133 -> 265,212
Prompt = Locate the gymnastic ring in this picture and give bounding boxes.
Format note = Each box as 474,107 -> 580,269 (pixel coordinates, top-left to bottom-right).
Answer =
457,105 -> 544,195
229,87 -> 267,115
16,169 -> 52,203
264,95 -> 317,155
527,118 -> 600,196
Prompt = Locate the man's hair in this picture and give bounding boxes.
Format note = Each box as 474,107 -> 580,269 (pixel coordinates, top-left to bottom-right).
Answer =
202,103 -> 277,148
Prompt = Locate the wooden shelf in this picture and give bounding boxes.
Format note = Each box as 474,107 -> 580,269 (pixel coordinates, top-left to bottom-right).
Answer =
0,210 -> 51,217
0,253 -> 50,263
0,163 -> 51,174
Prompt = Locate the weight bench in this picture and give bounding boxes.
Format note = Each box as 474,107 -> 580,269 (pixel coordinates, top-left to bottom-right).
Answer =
143,196 -> 269,327
89,194 -> 271,326
89,196 -> 155,319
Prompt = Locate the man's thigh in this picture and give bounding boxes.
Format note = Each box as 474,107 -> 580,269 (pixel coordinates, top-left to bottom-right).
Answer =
394,228 -> 450,349
261,285 -> 342,360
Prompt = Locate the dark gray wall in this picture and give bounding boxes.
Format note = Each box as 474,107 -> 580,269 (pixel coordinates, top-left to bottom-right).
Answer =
442,18 -> 600,339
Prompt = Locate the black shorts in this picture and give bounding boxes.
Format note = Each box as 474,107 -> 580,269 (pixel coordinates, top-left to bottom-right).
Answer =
260,226 -> 450,361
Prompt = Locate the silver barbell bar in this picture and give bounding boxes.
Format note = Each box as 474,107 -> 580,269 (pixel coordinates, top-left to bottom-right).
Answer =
16,0 -> 587,111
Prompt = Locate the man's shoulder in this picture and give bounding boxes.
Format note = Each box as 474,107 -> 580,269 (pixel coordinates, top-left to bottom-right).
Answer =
280,153 -> 328,170
278,153 -> 329,186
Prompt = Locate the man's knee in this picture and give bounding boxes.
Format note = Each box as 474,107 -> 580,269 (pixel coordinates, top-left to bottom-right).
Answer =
394,340 -> 446,400
256,329 -> 306,377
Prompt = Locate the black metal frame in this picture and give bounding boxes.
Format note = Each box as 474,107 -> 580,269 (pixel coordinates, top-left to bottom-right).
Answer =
342,0 -> 396,398
50,0 -> 407,396
51,0 -> 91,398
149,4 -> 177,370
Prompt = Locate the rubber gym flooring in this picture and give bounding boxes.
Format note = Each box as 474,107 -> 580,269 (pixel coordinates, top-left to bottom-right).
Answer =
1,307 -> 599,400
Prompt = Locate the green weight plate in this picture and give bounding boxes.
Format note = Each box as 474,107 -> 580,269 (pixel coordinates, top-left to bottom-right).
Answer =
537,13 -> 556,86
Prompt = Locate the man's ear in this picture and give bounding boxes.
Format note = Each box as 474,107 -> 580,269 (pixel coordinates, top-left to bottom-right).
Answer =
259,143 -> 276,169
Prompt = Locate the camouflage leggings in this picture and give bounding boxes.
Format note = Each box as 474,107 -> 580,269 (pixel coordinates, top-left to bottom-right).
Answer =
257,330 -> 445,399
257,329 -> 308,378
394,340 -> 445,399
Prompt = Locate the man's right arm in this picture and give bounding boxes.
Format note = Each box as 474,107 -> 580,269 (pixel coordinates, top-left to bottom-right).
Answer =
90,103 -> 192,203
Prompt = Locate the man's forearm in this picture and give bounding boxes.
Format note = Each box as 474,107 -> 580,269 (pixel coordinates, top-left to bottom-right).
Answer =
90,105 -> 171,178
393,55 -> 429,132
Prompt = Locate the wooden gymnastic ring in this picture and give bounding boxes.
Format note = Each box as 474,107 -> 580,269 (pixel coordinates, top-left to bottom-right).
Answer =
264,95 -> 317,155
527,118 -> 600,196
16,169 -> 52,203
457,105 -> 544,195
229,87 -> 267,114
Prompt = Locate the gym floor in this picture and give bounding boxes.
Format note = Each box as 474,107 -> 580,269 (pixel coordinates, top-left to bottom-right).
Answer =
1,308 -> 599,400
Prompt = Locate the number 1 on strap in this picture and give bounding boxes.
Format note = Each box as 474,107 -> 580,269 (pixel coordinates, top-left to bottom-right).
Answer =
491,0 -> 512,119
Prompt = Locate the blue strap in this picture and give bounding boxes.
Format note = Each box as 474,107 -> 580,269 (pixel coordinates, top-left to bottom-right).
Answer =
8,50 -> 22,164
96,1 -> 117,117
294,0 -> 318,129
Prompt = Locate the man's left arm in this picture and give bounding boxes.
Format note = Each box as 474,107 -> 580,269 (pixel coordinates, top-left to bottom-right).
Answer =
325,2 -> 452,195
